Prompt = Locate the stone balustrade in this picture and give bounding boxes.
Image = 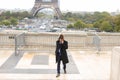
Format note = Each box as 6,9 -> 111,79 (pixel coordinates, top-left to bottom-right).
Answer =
0,32 -> 120,51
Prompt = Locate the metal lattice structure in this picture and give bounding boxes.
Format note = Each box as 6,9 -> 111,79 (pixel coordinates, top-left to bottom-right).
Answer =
31,0 -> 62,19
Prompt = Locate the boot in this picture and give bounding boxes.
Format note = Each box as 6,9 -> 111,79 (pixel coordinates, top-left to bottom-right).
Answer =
64,69 -> 66,74
56,73 -> 60,77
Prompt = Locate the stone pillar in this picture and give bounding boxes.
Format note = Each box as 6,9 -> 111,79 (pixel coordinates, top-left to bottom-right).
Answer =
111,47 -> 120,80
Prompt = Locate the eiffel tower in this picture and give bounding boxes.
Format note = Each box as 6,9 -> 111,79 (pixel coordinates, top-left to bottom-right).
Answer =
31,0 -> 62,19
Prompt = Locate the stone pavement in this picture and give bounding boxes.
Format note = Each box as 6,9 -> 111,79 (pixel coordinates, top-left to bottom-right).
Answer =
0,49 -> 111,80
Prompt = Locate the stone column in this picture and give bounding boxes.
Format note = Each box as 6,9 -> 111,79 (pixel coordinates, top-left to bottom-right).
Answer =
111,47 -> 120,80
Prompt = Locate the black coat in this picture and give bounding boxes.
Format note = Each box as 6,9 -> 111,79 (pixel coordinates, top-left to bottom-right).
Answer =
55,40 -> 69,64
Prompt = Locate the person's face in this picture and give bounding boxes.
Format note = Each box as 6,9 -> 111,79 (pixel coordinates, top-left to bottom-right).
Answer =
59,38 -> 64,42
59,38 -> 62,41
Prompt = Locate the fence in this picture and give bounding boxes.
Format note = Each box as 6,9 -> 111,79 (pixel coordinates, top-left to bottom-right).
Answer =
98,33 -> 120,51
0,32 -> 120,55
15,33 -> 25,55
14,32 -> 87,55
93,33 -> 101,51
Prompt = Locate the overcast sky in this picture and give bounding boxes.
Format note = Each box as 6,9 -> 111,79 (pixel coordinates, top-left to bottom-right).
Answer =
0,0 -> 119,12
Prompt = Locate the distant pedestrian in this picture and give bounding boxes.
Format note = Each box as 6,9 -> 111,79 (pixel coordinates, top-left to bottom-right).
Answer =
55,34 -> 69,77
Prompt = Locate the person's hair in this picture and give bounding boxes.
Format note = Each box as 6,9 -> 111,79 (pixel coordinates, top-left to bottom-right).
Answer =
58,34 -> 64,40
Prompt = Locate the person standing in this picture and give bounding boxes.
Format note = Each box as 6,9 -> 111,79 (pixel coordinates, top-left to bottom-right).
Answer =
55,34 -> 69,77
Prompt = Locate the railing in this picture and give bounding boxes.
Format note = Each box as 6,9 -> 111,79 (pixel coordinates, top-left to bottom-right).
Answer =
92,33 -> 101,51
0,32 -> 120,55
98,33 -> 120,50
14,32 -> 87,55
15,33 -> 25,56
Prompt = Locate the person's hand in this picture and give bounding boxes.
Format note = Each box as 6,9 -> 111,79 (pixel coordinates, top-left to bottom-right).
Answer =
59,38 -> 64,44
60,39 -> 64,43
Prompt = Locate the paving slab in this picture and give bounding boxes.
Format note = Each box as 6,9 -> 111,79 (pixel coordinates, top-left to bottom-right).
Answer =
0,50 -> 111,80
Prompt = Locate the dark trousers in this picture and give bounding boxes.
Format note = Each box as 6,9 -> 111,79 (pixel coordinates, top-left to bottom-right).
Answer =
57,58 -> 66,74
